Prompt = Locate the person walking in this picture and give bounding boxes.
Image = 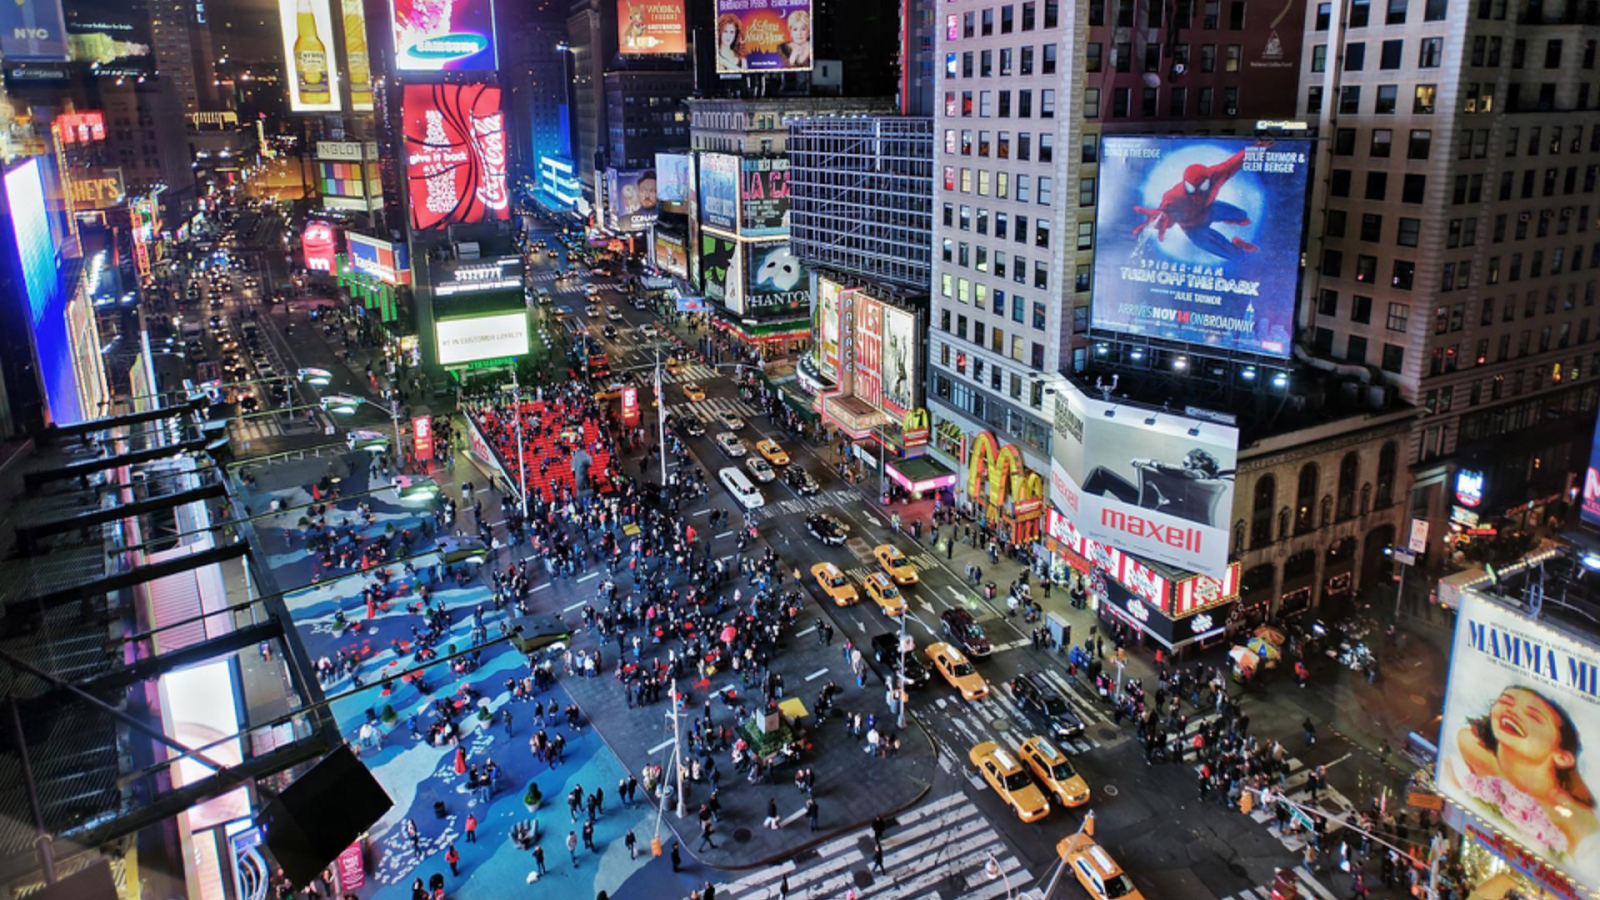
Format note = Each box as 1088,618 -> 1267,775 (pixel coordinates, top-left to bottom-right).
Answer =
698,817 -> 717,850
566,830 -> 579,867
671,841 -> 682,873
533,844 -> 546,875
582,819 -> 596,851
464,814 -> 477,844
871,842 -> 885,874
625,829 -> 638,859
805,797 -> 819,831
445,843 -> 459,877
763,797 -> 781,829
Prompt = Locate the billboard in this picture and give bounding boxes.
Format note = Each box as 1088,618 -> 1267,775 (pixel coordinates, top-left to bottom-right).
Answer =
318,160 -> 381,212
745,242 -> 807,310
654,231 -> 688,279
605,168 -> 659,232
814,277 -> 842,382
430,255 -> 523,297
1050,379 -> 1239,577
1583,414 -> 1600,529
302,221 -> 337,273
68,168 -> 125,209
853,295 -> 883,409
656,153 -> 691,203
277,0 -> 342,112
700,234 -> 739,308
347,233 -> 412,285
699,153 -> 739,232
713,0 -> 812,73
740,156 -> 789,237
65,0 -> 153,77
620,385 -> 640,426
1093,137 -> 1310,359
56,111 -> 105,143
402,83 -> 509,231
436,312 -> 530,366
342,0 -> 373,110
880,304 -> 916,417
1,0 -> 69,61
618,0 -> 686,54
1437,591 -> 1600,893
392,0 -> 498,71
6,158 -> 60,324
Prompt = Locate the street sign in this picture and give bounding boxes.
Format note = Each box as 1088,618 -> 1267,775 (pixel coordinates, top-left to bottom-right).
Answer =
1408,518 -> 1429,553
1393,549 -> 1417,566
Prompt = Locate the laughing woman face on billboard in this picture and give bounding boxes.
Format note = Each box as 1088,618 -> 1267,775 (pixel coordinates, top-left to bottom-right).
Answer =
1448,686 -> 1597,858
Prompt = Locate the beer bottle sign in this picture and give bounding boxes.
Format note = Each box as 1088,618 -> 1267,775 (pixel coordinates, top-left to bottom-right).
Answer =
284,0 -> 340,110
343,0 -> 373,110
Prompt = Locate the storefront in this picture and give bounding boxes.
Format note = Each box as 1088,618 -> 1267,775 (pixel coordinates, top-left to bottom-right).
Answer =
886,455 -> 958,502
711,314 -> 811,361
966,431 -> 1045,544
1443,812 -> 1594,900
1099,577 -> 1231,655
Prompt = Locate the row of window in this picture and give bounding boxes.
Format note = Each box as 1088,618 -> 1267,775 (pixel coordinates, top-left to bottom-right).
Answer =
932,373 -> 1052,458
1427,357 -> 1591,417
1089,0 -> 1244,30
1089,41 -> 1242,75
1315,83 -> 1439,116
1311,36 -> 1444,73
1248,446 -> 1400,549
945,44 -> 1059,79
940,165 -> 1059,206
1313,0 -> 1450,30
943,128 -> 1057,165
944,88 -> 1058,119
1085,85 -> 1240,118
945,1 -> 1059,40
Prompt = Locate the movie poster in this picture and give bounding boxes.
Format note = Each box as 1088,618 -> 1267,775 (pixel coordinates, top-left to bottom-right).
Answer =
1437,592 -> 1600,894
815,277 -> 841,382
712,0 -> 811,73
880,304 -> 916,417
1093,137 -> 1310,359
700,234 -> 738,305
402,83 -> 510,231
617,0 -> 686,54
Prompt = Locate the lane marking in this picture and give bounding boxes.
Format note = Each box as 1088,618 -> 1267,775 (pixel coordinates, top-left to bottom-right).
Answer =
648,738 -> 675,754
576,571 -> 599,583
804,668 -> 830,682
563,600 -> 586,612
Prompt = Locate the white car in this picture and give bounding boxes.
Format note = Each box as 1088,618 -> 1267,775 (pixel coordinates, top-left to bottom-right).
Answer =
585,305 -> 599,317
719,467 -> 765,510
718,411 -> 746,431
606,307 -> 624,321
745,457 -> 776,483
714,432 -> 748,457
640,324 -> 659,338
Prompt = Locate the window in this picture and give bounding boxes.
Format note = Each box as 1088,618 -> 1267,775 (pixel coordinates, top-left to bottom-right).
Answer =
1041,89 -> 1056,118
1386,0 -> 1407,23
1315,2 -> 1332,29
1318,288 -> 1339,316
1330,169 -> 1352,197
1312,44 -> 1328,72
1387,302 -> 1410,332
1020,46 -> 1033,74
1380,39 -> 1403,69
1382,343 -> 1405,373
1226,44 -> 1242,72
1327,209 -> 1347,237
1353,295 -> 1373,323
1360,213 -> 1382,242
1347,335 -> 1369,364
1169,87 -> 1188,117
1083,88 -> 1100,118
1077,221 -> 1094,249
1345,86 -> 1367,114
1371,129 -> 1392,157
1201,44 -> 1217,72
1546,39 -> 1563,69
1393,259 -> 1416,290
1199,87 -> 1215,115
1402,174 -> 1427,203
1042,44 -> 1057,74
1039,134 -> 1053,162
1322,248 -> 1344,277
1086,43 -> 1102,72
1409,129 -> 1432,159
1418,37 -> 1443,68
1346,42 -> 1366,71
1356,254 -> 1378,283
1001,5 -> 1014,32
1113,87 -> 1131,117
1366,171 -> 1388,200
1414,84 -> 1437,113
1423,0 -> 1446,19
1398,217 -> 1420,246
1350,0 -> 1370,26
1079,178 -> 1095,206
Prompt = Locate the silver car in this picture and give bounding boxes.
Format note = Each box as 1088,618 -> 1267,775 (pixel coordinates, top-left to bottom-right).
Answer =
714,432 -> 748,457
717,411 -> 746,430
744,457 -> 776,483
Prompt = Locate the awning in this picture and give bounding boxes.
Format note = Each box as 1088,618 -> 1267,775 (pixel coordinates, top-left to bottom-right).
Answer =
887,455 -> 957,493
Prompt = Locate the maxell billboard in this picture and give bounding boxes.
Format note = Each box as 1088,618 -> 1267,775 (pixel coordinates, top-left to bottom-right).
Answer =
1049,379 -> 1238,577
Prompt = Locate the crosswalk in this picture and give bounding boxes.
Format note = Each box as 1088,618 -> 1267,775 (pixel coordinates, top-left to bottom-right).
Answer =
929,664 -> 1110,755
1189,743 -> 1358,855
1219,866 -> 1341,900
659,362 -> 721,384
709,792 -> 1032,900
669,395 -> 764,424
231,416 -> 284,442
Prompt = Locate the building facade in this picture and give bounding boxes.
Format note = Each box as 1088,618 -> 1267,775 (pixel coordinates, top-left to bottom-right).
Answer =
604,70 -> 693,170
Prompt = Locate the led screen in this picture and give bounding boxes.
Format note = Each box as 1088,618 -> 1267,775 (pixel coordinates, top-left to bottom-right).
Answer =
713,0 -> 811,73
347,233 -> 411,285
6,159 -> 59,324
65,0 -> 153,77
617,0 -> 685,54
436,312 -> 530,365
605,168 -> 659,232
277,0 -> 343,112
392,0 -> 498,71
403,83 -> 509,231
744,242 -> 806,310
1093,137 -> 1310,358
0,0 -> 69,61
655,153 -> 691,203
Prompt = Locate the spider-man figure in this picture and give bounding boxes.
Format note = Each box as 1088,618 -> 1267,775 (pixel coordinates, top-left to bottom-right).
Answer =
1133,147 -> 1259,261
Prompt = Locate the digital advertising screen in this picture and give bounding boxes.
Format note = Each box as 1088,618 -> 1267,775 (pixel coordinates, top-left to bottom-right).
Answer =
57,111 -> 105,143
713,0 -> 812,73
744,242 -> 806,311
436,311 -> 530,366
392,0 -> 498,71
880,304 -> 917,417
65,0 -> 153,77
699,152 -> 739,232
852,294 -> 883,410
277,0 -> 343,112
318,160 -> 380,212
1437,591 -> 1600,894
1050,379 -> 1239,577
617,0 -> 686,54
1581,414 -> 1600,530
814,277 -> 842,382
347,233 -> 411,285
700,234 -> 739,308
605,168 -> 659,232
1093,137 -> 1310,359
302,221 -> 338,273
430,255 -> 523,297
1,0 -> 69,61
342,0 -> 373,110
654,231 -> 688,279
5,158 -> 60,324
740,156 -> 788,237
656,153 -> 692,203
402,83 -> 509,231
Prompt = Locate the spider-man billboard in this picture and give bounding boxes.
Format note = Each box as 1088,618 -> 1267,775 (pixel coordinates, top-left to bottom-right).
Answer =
1092,137 -> 1310,360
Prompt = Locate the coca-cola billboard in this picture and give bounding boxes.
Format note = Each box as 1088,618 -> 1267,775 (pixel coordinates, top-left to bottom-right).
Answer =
402,83 -> 510,231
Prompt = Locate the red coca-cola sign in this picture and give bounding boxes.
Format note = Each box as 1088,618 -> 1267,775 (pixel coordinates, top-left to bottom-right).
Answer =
402,83 -> 511,231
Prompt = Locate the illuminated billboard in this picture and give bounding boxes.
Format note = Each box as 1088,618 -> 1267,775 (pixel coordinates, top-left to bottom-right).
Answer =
430,255 -> 523,297
1,0 -> 69,61
1050,379 -> 1239,577
1093,137 -> 1309,359
1582,415 -> 1600,529
1437,591 -> 1600,894
392,0 -> 498,71
699,152 -> 739,232
745,242 -> 806,310
605,168 -> 659,232
700,234 -> 739,309
814,277 -> 842,382
654,231 -> 688,279
277,0 -> 342,112
740,156 -> 788,237
65,0 -> 153,77
402,83 -> 509,231
436,311 -> 530,366
347,233 -> 411,285
880,304 -> 916,417
68,168 -> 125,210
302,221 -> 338,273
853,294 -> 884,409
656,153 -> 691,203
56,111 -> 105,143
713,0 -> 812,73
5,158 -> 60,324
618,0 -> 686,54
342,0 -> 373,110
318,160 -> 381,212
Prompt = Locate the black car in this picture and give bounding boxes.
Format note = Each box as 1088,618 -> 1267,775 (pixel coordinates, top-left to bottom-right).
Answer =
939,608 -> 993,657
673,415 -> 705,437
805,513 -> 848,545
1008,672 -> 1087,742
783,465 -> 820,495
869,633 -> 933,688
601,324 -> 618,340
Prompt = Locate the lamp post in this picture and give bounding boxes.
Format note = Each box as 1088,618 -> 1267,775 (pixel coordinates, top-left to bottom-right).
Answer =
896,610 -> 908,730
510,368 -> 528,511
983,854 -> 1014,900
320,393 -> 404,470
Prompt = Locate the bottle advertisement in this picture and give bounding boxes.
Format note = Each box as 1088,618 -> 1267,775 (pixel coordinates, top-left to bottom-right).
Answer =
342,0 -> 372,111
277,0 -> 343,112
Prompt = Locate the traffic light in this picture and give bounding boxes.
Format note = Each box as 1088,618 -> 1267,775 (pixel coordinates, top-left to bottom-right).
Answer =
1239,790 -> 1254,814
1270,868 -> 1300,900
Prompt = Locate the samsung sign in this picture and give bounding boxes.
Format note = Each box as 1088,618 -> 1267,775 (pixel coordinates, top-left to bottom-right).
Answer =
432,256 -> 523,297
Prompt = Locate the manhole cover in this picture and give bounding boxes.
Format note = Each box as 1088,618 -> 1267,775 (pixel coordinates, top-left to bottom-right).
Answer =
733,828 -> 753,843
1104,784 -> 1120,797
853,870 -> 874,888
991,716 -> 1011,731
1227,861 -> 1248,878
1097,726 -> 1119,741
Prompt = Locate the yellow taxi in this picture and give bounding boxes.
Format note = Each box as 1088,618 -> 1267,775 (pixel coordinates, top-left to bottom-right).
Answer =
1018,736 -> 1091,808
1057,834 -> 1146,900
969,741 -> 1050,823
755,439 -> 790,465
925,642 -> 988,700
665,356 -> 686,375
681,382 -> 707,402
810,562 -> 858,606
873,544 -> 919,585
863,572 -> 907,616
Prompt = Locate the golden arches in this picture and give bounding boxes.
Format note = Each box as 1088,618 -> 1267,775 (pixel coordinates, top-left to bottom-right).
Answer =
965,432 -> 1044,508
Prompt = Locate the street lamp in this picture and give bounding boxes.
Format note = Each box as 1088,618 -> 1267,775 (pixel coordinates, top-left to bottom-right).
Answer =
320,392 -> 404,466
983,854 -> 1014,900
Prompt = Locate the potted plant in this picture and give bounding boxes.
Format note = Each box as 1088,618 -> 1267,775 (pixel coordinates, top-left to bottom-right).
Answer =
523,782 -> 542,813
380,704 -> 397,725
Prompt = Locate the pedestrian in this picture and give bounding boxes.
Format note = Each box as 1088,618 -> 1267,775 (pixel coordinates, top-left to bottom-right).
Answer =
698,817 -> 717,850
625,829 -> 638,859
464,814 -> 477,843
872,842 -> 885,873
445,843 -> 459,877
533,845 -> 546,875
566,830 -> 579,867
764,797 -> 781,829
671,841 -> 682,873
806,797 -> 819,831
582,819 -> 596,851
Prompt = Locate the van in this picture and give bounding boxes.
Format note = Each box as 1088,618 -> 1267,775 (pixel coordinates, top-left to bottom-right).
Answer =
718,467 -> 765,510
